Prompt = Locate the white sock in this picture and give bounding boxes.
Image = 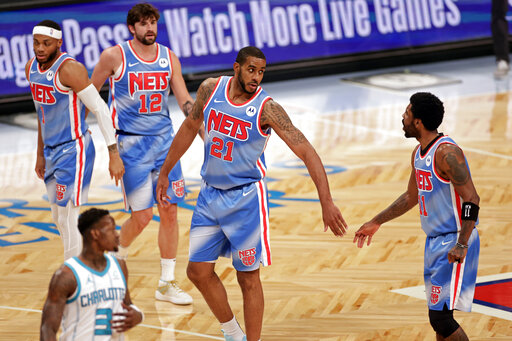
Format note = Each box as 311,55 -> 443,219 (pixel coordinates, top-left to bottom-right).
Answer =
221,316 -> 245,340
160,258 -> 176,282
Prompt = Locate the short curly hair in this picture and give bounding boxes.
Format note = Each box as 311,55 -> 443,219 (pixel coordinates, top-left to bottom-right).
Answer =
409,92 -> 444,131
127,3 -> 160,27
78,208 -> 110,236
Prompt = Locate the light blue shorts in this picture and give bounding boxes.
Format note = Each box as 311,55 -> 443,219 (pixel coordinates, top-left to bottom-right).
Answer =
118,133 -> 184,212
424,228 -> 480,312
189,180 -> 271,271
44,131 -> 95,207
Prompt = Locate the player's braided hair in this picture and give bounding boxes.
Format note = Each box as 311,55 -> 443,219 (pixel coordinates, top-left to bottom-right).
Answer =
78,208 -> 110,236
410,92 -> 444,131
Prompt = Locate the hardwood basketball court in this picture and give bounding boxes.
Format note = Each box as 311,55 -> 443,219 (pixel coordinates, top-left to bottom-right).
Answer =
0,56 -> 511,340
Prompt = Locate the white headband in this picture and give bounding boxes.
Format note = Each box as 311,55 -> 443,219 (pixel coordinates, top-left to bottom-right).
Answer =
33,26 -> 62,39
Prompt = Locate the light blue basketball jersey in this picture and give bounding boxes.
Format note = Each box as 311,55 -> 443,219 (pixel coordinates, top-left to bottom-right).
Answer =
28,53 -> 88,147
201,76 -> 271,190
61,254 -> 126,340
108,41 -> 174,136
414,135 -> 477,237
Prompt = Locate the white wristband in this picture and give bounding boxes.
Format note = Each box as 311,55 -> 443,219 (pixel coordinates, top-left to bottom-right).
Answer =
130,304 -> 144,322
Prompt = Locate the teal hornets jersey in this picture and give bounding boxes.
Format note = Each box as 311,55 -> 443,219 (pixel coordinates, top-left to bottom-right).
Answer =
28,53 -> 88,147
61,254 -> 126,340
201,76 -> 272,189
108,41 -> 174,136
414,135 -> 477,237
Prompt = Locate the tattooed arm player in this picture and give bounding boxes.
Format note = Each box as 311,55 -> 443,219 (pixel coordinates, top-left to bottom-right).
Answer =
259,99 -> 348,236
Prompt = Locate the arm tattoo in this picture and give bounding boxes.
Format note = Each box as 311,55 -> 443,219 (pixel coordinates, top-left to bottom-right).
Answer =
182,100 -> 193,117
107,144 -> 118,153
190,79 -> 216,120
375,192 -> 411,224
442,148 -> 469,186
261,100 -> 306,145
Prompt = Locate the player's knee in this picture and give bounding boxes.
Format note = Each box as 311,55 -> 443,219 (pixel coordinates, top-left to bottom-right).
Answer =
429,308 -> 460,338
236,269 -> 260,291
57,212 -> 69,234
131,210 -> 152,229
186,263 -> 207,284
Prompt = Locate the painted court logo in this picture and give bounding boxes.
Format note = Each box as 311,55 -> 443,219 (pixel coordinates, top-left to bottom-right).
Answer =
239,247 -> 256,266
430,285 -> 442,305
172,179 -> 185,198
56,184 -> 67,201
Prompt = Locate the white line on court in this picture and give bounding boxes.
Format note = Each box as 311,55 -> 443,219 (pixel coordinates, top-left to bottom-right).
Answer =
0,305 -> 224,340
297,113 -> 512,161
390,273 -> 512,321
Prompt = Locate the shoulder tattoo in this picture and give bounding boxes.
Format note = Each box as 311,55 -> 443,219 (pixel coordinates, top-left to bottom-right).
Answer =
440,146 -> 470,186
191,79 -> 216,120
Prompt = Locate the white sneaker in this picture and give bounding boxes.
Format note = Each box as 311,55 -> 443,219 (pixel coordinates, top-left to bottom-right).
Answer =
494,60 -> 509,78
221,331 -> 247,341
155,280 -> 193,305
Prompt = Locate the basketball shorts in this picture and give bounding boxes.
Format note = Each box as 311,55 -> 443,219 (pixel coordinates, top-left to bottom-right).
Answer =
189,180 -> 271,271
44,131 -> 95,207
424,227 -> 480,312
118,133 -> 184,212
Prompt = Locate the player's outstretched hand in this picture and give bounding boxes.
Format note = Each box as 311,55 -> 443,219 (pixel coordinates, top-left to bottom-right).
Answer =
35,155 -> 45,180
108,152 -> 125,186
322,202 -> 348,237
353,221 -> 380,248
111,302 -> 143,333
156,174 -> 171,207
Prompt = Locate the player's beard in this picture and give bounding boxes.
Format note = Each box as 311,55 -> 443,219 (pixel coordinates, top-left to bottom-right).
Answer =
237,73 -> 257,94
36,47 -> 59,66
136,31 -> 157,45
402,119 -> 418,138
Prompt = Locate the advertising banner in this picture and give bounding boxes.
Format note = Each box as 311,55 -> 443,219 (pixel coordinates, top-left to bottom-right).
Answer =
0,0 -> 492,99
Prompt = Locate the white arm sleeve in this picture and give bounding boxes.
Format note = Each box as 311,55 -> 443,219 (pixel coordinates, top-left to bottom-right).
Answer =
77,84 -> 116,146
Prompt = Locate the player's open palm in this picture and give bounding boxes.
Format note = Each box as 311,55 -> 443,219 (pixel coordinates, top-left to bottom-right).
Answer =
322,202 -> 348,237
353,221 -> 380,248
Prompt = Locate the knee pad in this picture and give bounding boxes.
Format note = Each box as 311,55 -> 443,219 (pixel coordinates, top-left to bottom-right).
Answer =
429,308 -> 460,338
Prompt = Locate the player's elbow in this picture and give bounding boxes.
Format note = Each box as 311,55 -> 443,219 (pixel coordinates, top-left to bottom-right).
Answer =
468,192 -> 480,206
40,323 -> 58,341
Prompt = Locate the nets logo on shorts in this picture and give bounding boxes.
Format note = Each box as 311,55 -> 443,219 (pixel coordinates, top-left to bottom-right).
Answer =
56,184 -> 67,201
430,285 -> 442,305
239,247 -> 256,266
172,179 -> 185,198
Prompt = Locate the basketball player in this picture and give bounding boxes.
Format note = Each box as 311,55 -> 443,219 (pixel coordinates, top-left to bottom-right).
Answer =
91,3 -> 200,305
354,92 -> 480,341
155,46 -> 348,341
40,208 -> 143,340
26,20 -> 124,260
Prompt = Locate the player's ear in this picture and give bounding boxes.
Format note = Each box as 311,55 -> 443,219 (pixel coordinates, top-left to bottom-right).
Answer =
233,62 -> 240,74
90,228 -> 100,241
128,25 -> 135,36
